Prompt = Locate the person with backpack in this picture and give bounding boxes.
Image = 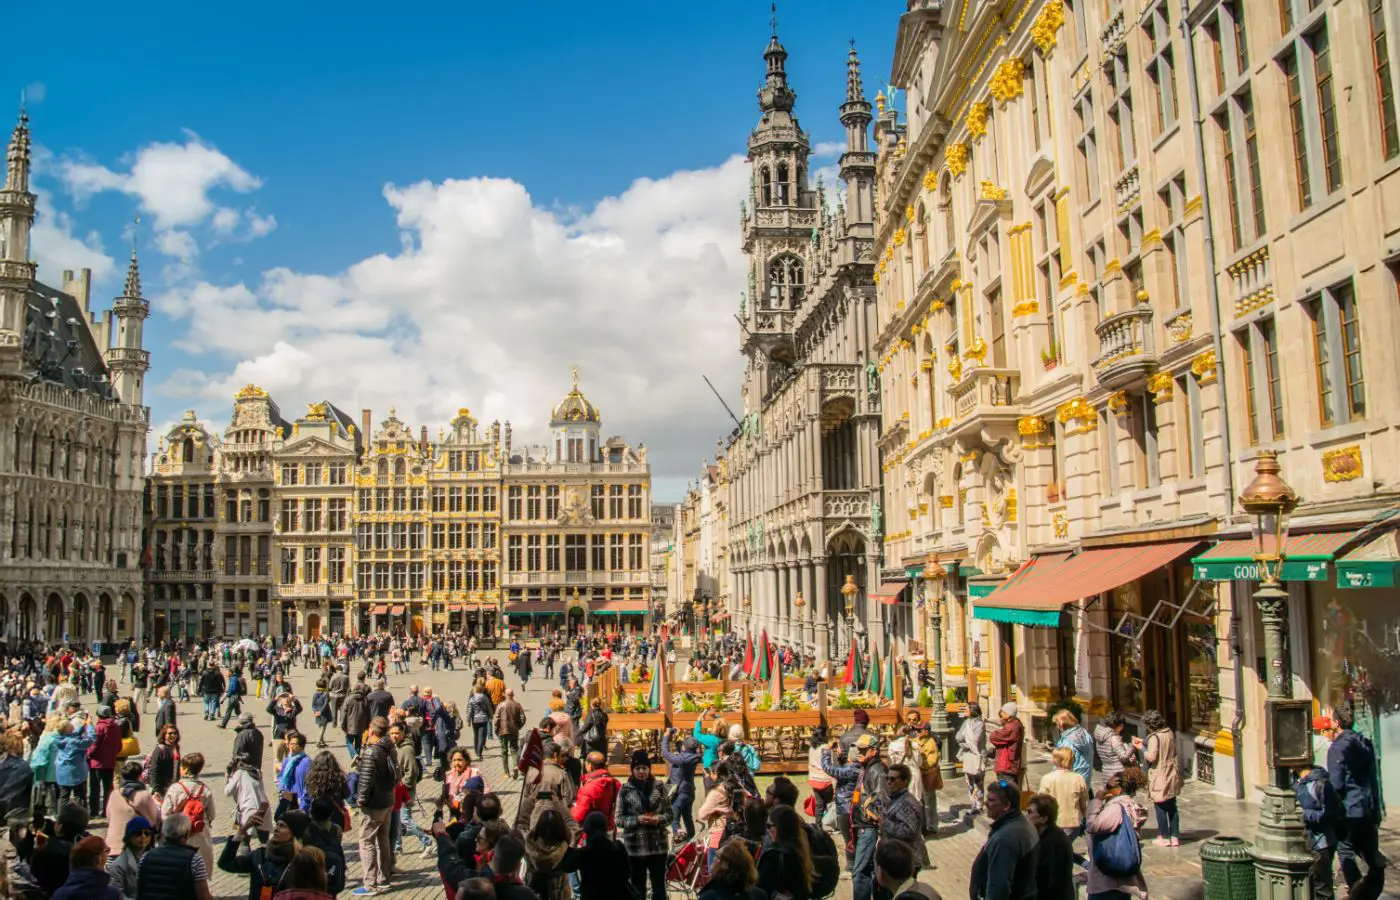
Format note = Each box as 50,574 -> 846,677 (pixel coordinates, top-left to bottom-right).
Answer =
388,720 -> 432,858
1084,769 -> 1148,900
880,764 -> 929,873
340,683 -> 370,760
1327,706 -> 1386,896
161,752 -> 216,872
1295,751 -> 1343,900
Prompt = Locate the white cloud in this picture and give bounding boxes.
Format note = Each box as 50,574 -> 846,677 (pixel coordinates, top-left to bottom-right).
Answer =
812,140 -> 845,158
156,157 -> 751,492
155,229 -> 199,262
28,187 -> 119,286
245,211 -> 277,238
211,207 -> 240,233
59,134 -> 262,231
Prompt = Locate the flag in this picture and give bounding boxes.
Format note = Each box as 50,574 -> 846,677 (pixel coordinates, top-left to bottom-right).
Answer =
757,629 -> 771,680
843,644 -> 864,688
882,651 -> 896,701
517,727 -> 544,778
866,646 -> 882,696
742,634 -> 754,676
769,642 -> 785,706
647,656 -> 663,710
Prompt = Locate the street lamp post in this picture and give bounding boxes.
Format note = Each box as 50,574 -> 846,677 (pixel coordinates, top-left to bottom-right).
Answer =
840,574 -> 858,659
1238,450 -> 1313,895
921,558 -> 956,777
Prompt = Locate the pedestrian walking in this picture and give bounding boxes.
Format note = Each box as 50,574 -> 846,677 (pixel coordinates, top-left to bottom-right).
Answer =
493,689 -> 527,777
969,777 -> 1038,900
1328,706 -> 1386,896
1142,709 -> 1182,846
956,703 -> 988,816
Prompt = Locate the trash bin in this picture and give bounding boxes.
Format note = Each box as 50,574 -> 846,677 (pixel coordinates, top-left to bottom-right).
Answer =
1200,836 -> 1256,900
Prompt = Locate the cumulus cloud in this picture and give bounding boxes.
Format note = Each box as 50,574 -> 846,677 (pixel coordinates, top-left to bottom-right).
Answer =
28,187 -> 119,287
59,134 -> 262,232
155,229 -> 199,262
155,158 -> 751,497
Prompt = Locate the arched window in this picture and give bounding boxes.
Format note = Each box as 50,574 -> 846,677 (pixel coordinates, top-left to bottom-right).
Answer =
760,167 -> 773,206
776,162 -> 791,206
916,201 -> 930,270
940,174 -> 956,256
182,439 -> 194,462
766,255 -> 806,309
377,458 -> 388,477
394,458 -> 406,477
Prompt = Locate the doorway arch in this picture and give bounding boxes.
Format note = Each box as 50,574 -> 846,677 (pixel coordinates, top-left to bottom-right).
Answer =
306,613 -> 322,639
44,593 -> 65,644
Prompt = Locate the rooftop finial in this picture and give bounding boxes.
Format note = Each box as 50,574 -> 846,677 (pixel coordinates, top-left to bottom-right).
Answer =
770,1 -> 778,36
5,98 -> 31,193
571,363 -> 580,388
123,215 -> 142,299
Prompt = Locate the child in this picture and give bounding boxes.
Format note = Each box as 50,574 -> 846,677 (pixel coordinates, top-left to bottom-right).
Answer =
1294,752 -> 1342,900
1037,746 -> 1088,842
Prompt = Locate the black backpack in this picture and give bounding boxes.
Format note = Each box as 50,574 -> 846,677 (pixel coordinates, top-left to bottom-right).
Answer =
804,822 -> 840,900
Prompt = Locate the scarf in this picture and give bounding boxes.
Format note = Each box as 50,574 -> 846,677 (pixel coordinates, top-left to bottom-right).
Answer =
265,839 -> 296,864
628,777 -> 655,814
119,778 -> 145,800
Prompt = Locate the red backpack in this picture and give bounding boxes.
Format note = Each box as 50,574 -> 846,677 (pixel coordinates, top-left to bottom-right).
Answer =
178,783 -> 208,834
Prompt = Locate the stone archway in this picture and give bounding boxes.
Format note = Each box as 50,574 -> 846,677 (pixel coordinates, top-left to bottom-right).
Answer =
44,593 -> 65,645
18,594 -> 37,643
97,594 -> 115,644
306,613 -> 321,639
120,593 -> 138,642
72,594 -> 90,646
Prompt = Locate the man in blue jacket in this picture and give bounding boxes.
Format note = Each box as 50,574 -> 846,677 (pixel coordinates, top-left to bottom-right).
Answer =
660,729 -> 701,843
1327,707 -> 1385,896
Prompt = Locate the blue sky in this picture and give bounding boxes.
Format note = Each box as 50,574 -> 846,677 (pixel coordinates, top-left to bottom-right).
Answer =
15,1 -> 896,500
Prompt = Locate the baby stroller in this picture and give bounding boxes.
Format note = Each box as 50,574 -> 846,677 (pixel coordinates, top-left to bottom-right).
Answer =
665,834 -> 709,900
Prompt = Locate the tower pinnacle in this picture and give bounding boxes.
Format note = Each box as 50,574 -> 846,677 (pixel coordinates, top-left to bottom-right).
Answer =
123,217 -> 143,300
5,107 -> 31,194
846,42 -> 864,104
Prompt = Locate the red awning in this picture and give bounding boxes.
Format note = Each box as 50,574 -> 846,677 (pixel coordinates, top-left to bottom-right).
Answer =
390,605 -> 406,615
448,604 -> 465,612
504,601 -> 566,615
977,541 -> 1202,613
869,580 -> 909,606
370,604 -> 389,615
1194,530 -> 1358,561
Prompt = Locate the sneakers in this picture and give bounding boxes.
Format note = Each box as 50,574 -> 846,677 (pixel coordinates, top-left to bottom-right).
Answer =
1152,837 -> 1172,847
1169,837 -> 1181,847
351,886 -> 383,896
421,842 -> 436,859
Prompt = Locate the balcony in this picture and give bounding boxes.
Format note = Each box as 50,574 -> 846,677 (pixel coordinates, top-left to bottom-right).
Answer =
949,368 -> 1020,428
1093,305 -> 1158,390
822,490 -> 871,523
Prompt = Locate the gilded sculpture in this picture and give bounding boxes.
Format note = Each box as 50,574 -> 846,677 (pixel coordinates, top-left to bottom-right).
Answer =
946,143 -> 969,177
966,102 -> 988,139
989,60 -> 1025,104
1031,1 -> 1066,54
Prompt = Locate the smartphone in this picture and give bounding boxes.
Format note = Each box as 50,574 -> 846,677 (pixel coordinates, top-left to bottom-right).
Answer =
538,790 -> 553,800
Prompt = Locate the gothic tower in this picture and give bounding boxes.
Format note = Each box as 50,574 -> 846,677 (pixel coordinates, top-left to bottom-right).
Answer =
839,46 -> 876,237
106,246 -> 150,407
0,109 -> 36,369
739,24 -> 819,397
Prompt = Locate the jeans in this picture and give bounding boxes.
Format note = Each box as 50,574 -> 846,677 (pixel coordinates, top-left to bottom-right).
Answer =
671,791 -> 695,842
628,853 -> 667,900
397,805 -> 430,848
851,826 -> 878,900
1153,798 -> 1179,839
811,783 -> 833,826
922,784 -> 939,833
221,696 -> 242,728
202,692 -> 221,719
472,722 -> 488,757
358,806 -> 393,887
347,734 -> 362,760
1311,846 -> 1337,900
1338,818 -> 1385,891
499,733 -> 519,773
87,768 -> 113,816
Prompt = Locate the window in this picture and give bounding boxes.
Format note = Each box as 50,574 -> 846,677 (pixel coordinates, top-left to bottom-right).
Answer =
567,535 -> 588,572
527,486 -> 542,520
1241,93 -> 1265,241
448,524 -> 463,550
507,535 -> 523,571
610,534 -> 624,571
628,485 -> 643,520
304,464 -> 323,486
357,563 -> 373,592
280,547 -> 298,585
448,488 -> 463,513
391,564 -> 407,591
328,547 -> 345,584
1100,410 -> 1119,495
765,255 -> 806,310
526,535 -> 542,571
1280,22 -> 1343,208
1177,375 -> 1205,478
590,534 -> 605,571
431,523 -> 445,550
1307,281 -> 1366,425
392,489 -> 407,512
1106,50 -> 1136,171
1067,0 -> 1087,56
391,522 -> 408,550
1230,0 -> 1249,74
374,522 -> 389,550
1261,318 -> 1284,439
1283,52 -> 1312,208
546,486 -> 560,520
328,499 -> 347,532
1145,2 -> 1177,135
304,499 -> 322,532
1311,29 -> 1341,194
629,534 -> 644,570
280,499 -> 300,533
1371,0 -> 1399,159
545,534 -> 560,571
1075,91 -> 1099,204
508,486 -> 522,520
609,485 -> 624,520
1087,238 -> 1108,320
483,487 -> 497,513
465,487 -> 480,513
303,547 -> 321,584
1239,329 -> 1260,444
482,523 -> 497,549
1216,89 -> 1263,249
1130,394 -> 1160,488
1158,177 -> 1189,310
280,463 -> 298,486
448,561 -> 463,591
328,463 -> 347,485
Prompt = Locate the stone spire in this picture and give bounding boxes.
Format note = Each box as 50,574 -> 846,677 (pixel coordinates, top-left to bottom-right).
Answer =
845,42 -> 865,105
839,44 -> 876,236
5,107 -> 30,194
122,231 -> 142,301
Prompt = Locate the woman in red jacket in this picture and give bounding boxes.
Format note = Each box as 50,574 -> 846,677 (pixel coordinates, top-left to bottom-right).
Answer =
988,702 -> 1026,787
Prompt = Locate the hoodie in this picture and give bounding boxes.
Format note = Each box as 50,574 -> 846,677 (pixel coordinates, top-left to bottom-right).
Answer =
524,835 -> 570,900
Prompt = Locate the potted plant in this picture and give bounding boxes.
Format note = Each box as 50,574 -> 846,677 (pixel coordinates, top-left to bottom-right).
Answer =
916,687 -> 933,708
1041,342 -> 1061,370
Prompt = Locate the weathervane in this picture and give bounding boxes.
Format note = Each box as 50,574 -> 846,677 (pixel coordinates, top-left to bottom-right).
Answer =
770,2 -> 778,35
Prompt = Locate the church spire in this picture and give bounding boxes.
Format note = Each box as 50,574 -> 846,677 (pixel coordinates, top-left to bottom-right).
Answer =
122,220 -> 143,300
845,41 -> 865,104
758,4 -> 795,115
839,43 -> 876,236
5,106 -> 30,194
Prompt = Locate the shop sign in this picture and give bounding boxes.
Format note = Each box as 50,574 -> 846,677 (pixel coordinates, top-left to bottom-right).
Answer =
1337,561 -> 1398,589
1192,558 -> 1330,582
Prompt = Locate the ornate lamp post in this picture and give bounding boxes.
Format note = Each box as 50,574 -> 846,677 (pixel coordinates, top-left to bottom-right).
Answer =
793,590 -> 805,656
1238,451 -> 1313,894
921,558 -> 956,777
840,574 -> 859,658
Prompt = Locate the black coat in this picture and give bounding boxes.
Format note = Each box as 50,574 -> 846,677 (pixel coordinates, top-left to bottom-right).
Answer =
561,834 -> 632,900
1034,825 -> 1076,900
218,835 -> 293,900
232,723 -> 264,770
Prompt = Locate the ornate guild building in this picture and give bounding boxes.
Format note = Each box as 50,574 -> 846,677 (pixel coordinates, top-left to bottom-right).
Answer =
0,111 -> 150,646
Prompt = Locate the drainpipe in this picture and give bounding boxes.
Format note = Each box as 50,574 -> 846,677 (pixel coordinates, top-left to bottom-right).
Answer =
1180,0 -> 1245,800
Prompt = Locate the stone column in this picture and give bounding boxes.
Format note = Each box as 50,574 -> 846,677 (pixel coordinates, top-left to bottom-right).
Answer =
814,556 -> 829,669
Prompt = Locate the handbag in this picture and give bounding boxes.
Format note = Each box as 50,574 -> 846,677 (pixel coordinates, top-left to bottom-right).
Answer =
119,734 -> 141,758
1090,802 -> 1142,877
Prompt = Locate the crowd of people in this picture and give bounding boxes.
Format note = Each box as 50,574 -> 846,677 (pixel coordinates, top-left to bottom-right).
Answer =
0,629 -> 1383,900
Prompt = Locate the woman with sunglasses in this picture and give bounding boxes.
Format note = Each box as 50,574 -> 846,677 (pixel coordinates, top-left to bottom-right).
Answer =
105,814 -> 154,900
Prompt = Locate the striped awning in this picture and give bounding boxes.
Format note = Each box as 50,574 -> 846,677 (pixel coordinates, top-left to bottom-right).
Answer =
974,541 -> 1201,627
591,600 -> 649,615
370,604 -> 389,615
1192,530 -> 1360,582
390,605 -> 406,615
869,580 -> 909,606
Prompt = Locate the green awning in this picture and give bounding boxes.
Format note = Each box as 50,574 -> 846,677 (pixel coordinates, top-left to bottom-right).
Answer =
968,583 -> 998,599
1191,531 -> 1360,582
972,605 -> 1065,627
1336,560 -> 1399,588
